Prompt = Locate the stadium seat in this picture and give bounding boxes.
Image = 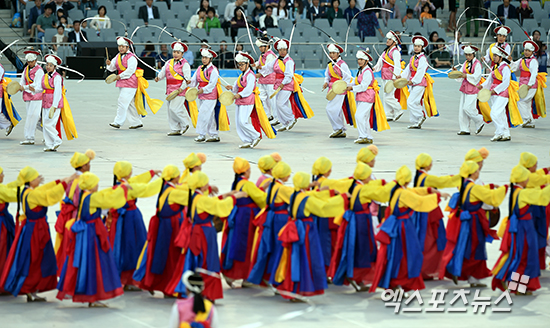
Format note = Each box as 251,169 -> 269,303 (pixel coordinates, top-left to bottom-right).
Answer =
386,19 -> 403,32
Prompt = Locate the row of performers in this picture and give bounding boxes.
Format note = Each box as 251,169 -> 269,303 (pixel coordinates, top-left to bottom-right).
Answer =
0,146 -> 549,305
2,27 -> 546,149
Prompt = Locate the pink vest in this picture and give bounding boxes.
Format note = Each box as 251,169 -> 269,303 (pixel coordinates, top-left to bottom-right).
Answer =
175,297 -> 214,326
197,64 -> 219,100
327,58 -> 346,88
519,57 -> 538,88
165,59 -> 188,97
355,67 -> 375,103
115,52 -> 138,89
258,50 -> 276,85
273,56 -> 294,91
41,71 -> 64,109
490,63 -> 509,98
459,59 -> 480,95
381,47 -> 398,80
235,69 -> 256,106
22,65 -> 43,101
410,54 -> 427,87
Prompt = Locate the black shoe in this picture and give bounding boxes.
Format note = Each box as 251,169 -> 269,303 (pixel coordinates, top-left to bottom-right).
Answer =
465,34 -> 470,37
474,34 -> 478,37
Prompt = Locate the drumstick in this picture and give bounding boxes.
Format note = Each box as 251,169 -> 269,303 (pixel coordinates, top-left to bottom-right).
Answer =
105,47 -> 109,59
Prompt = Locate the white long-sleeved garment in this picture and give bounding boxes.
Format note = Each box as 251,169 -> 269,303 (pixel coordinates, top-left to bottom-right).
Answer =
157,59 -> 191,90
401,53 -> 428,86
106,53 -> 138,81
324,60 -> 352,132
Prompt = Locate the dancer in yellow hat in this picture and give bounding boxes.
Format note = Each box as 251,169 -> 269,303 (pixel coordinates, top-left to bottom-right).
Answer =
0,166 -> 17,283
256,152 -> 282,190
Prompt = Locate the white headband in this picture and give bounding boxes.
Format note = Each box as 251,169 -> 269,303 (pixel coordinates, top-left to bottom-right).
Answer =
496,27 -> 508,36
386,32 -> 397,42
327,44 -> 339,53
463,46 -> 475,54
200,48 -> 212,58
117,38 -> 129,46
256,40 -> 269,47
46,56 -> 58,65
25,53 -> 37,61
276,40 -> 288,49
356,51 -> 369,60
413,39 -> 425,46
173,43 -> 184,52
491,47 -> 504,57
235,53 -> 249,63
524,43 -> 535,51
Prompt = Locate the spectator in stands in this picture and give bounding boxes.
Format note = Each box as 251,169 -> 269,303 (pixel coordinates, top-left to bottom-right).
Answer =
187,8 -> 207,32
464,0 -> 481,37
275,0 -> 289,20
205,7 -> 221,33
79,0 -> 98,15
259,5 -> 278,28
182,40 -> 195,67
402,8 -> 413,25
414,0 -> 435,19
447,0 -> 458,31
497,0 -> 517,20
447,30 -> 463,56
326,0 -> 343,25
56,9 -> 72,27
140,42 -> 158,58
198,0 -> 217,16
419,4 -> 432,24
36,6 -> 56,42
307,0 -> 325,21
532,30 -> 547,73
217,40 -> 235,68
46,0 -> 74,18
265,0 -> 278,8
67,19 -> 86,43
51,24 -> 67,52
432,38 -> 452,67
252,0 -> 265,22
357,0 -> 382,39
426,31 -> 438,53
344,0 -> 359,24
139,0 -> 160,25
156,44 -> 172,69
517,0 -> 532,23
290,0 -> 306,22
90,5 -> 110,32
28,0 -> 45,39
224,0 -> 245,21
382,0 -> 401,24
231,7 -> 247,40
58,16 -> 72,32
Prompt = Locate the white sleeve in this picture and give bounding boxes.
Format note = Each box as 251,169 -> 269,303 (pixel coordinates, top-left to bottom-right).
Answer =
481,72 -> 493,88
493,66 -> 510,94
167,304 -> 179,328
210,306 -> 219,328
186,15 -> 197,32
372,54 -> 383,72
484,47 -> 491,63
119,56 -> 137,80
238,73 -> 256,97
201,67 -> 218,94
259,60 -> 275,76
107,54 -> 118,72
528,59 -> 538,86
31,68 -> 44,93
181,63 -> 191,89
353,70 -> 371,93
266,53 -> 277,63
282,60 -> 294,85
401,63 -> 411,80
52,75 -> 62,108
19,69 -> 25,89
504,44 -> 511,56
189,70 -> 198,88
157,63 -> 167,80
340,61 -> 352,82
259,15 -> 265,29
410,56 -> 427,85
324,66 -> 330,83
509,58 -> 520,72
466,61 -> 482,86
232,79 -> 239,93
392,50 -> 402,76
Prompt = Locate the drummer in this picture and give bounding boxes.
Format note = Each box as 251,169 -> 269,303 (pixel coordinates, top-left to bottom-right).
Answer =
454,45 -> 485,136
372,31 -> 405,121
106,36 -> 143,130
253,36 -> 277,123
189,48 -> 224,143
0,61 -> 20,137
226,52 -> 262,149
323,43 -> 352,139
19,50 -> 44,145
510,39 -> 539,128
483,26 -> 512,68
400,35 -> 437,129
480,46 -> 512,142
155,41 -> 192,136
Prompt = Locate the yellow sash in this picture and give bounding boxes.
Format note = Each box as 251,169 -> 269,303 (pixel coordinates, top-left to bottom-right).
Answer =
1,77 -> 19,126
493,65 -> 522,126
489,43 -> 496,63
168,59 -> 185,81
117,53 -> 126,71
384,50 -> 394,66
25,66 -> 34,83
370,79 -> 390,131
186,97 -> 199,128
237,71 -> 276,139
43,74 -> 78,140
328,62 -> 342,80
398,61 -> 409,109
199,67 -> 230,131
534,73 -> 547,118
423,74 -> 438,117
135,69 -> 163,116
277,60 -> 314,118
521,58 -> 530,72
329,62 -> 358,125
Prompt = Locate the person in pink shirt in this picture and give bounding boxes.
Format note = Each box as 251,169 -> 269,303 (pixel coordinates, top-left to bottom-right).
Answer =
255,152 -> 282,190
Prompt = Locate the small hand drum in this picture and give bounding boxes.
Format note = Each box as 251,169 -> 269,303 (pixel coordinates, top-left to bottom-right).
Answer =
185,87 -> 198,102
166,89 -> 180,101
518,84 -> 529,99
331,80 -> 348,95
105,74 -> 117,84
448,71 -> 463,79
393,78 -> 408,89
488,208 -> 501,228
384,80 -> 395,93
6,81 -> 20,95
219,91 -> 234,107
326,89 -> 336,101
477,89 -> 491,103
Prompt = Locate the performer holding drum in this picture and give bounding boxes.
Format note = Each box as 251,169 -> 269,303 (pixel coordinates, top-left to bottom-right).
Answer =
18,50 -> 44,145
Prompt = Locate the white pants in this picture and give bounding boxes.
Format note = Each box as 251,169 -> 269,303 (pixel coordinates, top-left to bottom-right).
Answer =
167,96 -> 190,131
23,100 -> 42,141
489,95 -> 510,137
0,110 -> 10,129
235,104 -> 260,144
114,87 -> 142,127
42,107 -> 62,149
258,83 -> 276,118
382,80 -> 403,118
517,88 -> 536,121
458,93 -> 484,132
276,90 -> 294,127
196,99 -> 218,137
355,101 -> 374,139
326,93 -> 346,131
407,85 -> 425,124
